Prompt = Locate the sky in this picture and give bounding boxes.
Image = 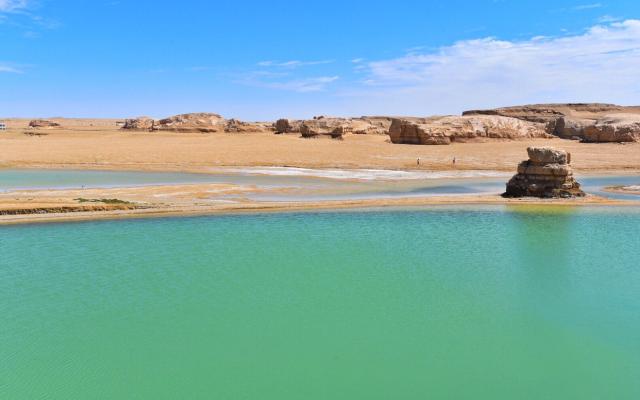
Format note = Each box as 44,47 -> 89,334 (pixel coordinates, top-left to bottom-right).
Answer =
1,0 -> 639,120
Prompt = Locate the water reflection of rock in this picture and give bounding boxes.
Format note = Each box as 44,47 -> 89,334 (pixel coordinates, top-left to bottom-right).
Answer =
506,206 -> 578,306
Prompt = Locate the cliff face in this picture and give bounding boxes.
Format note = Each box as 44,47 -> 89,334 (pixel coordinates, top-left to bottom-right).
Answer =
123,117 -> 155,130
388,115 -> 551,145
463,103 -> 626,123
29,120 -> 61,129
153,113 -> 226,133
276,116 -> 391,136
121,113 -> 266,133
504,147 -> 585,198
299,117 -> 348,139
464,104 -> 640,142
556,114 -> 640,142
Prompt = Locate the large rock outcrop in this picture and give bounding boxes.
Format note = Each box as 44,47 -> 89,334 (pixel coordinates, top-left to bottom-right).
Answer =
121,113 -> 265,133
388,115 -> 551,145
464,103 -> 640,141
555,114 -> 640,142
28,119 -> 61,129
274,118 -> 302,134
463,103 -> 627,126
277,116 -> 390,136
223,119 -> 265,133
503,147 -> 585,198
154,113 -> 226,133
299,117 -> 347,139
349,117 -> 391,135
122,117 -> 155,130
582,114 -> 640,143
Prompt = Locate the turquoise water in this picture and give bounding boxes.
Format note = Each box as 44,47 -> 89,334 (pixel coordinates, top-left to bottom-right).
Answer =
2,206 -> 639,399
1,168 -> 639,201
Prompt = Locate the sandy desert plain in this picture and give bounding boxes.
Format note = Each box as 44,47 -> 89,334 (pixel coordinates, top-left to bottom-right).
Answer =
1,111 -> 639,225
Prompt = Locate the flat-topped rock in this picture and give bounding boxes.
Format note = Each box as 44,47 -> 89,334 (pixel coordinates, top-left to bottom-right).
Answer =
274,118 -> 302,134
504,147 -> 585,198
223,119 -> 265,133
154,113 -> 225,133
29,119 -> 61,128
277,116 -> 390,136
299,117 -> 348,139
463,103 -> 627,123
583,114 -> 640,143
388,115 -> 550,145
464,103 -> 640,141
526,147 -> 569,164
122,117 -> 155,130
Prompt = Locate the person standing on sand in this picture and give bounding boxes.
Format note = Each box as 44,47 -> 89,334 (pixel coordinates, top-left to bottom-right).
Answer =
452,157 -> 456,166
417,157 -> 420,166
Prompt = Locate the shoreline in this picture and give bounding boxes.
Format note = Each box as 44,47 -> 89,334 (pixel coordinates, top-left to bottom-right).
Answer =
2,162 -> 640,176
2,130 -> 640,225
2,193 -> 637,226
1,165 -> 639,226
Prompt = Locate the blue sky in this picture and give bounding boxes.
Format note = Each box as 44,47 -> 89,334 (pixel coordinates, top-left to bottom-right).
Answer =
1,0 -> 639,119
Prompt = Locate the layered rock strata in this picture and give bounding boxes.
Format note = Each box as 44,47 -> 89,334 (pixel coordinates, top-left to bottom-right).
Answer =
503,147 -> 585,198
122,117 -> 155,130
388,115 -> 550,145
28,119 -> 61,128
153,113 -> 226,133
274,118 -> 302,134
299,117 -> 347,139
121,113 -> 265,133
277,116 -> 390,136
464,103 -> 640,141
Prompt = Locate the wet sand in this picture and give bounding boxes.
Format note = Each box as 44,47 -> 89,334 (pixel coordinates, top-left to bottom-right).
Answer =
0,181 -> 635,225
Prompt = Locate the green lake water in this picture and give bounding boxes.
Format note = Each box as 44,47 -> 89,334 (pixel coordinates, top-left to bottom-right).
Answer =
1,206 -> 639,399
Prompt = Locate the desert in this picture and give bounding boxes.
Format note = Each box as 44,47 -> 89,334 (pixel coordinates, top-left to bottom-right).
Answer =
1,104 -> 640,224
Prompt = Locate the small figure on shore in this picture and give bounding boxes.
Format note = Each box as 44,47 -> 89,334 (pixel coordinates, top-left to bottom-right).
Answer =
417,157 -> 420,166
452,157 -> 456,166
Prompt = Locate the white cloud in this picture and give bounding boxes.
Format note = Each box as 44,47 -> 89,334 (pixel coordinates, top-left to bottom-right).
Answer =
347,20 -> 640,115
257,60 -> 334,68
573,3 -> 602,10
598,15 -> 623,23
238,60 -> 339,92
0,64 -> 23,73
0,0 -> 29,12
238,72 -> 339,93
263,76 -> 339,92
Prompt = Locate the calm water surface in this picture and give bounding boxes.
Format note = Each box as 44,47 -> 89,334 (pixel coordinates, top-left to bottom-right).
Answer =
1,168 -> 638,200
1,206 -> 639,399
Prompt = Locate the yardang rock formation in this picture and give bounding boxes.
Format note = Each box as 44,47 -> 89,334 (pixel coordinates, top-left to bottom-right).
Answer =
503,147 -> 585,198
388,115 -> 551,145
29,119 -> 61,129
465,103 -> 640,142
121,113 -> 265,133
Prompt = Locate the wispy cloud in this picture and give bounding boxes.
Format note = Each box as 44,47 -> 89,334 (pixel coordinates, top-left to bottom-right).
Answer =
257,60 -> 334,68
260,76 -> 339,92
237,58 -> 339,92
346,20 -> 640,115
237,71 -> 339,93
598,15 -> 623,23
0,63 -> 23,73
0,0 -> 30,12
0,1 -> 60,31
573,3 -> 602,10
